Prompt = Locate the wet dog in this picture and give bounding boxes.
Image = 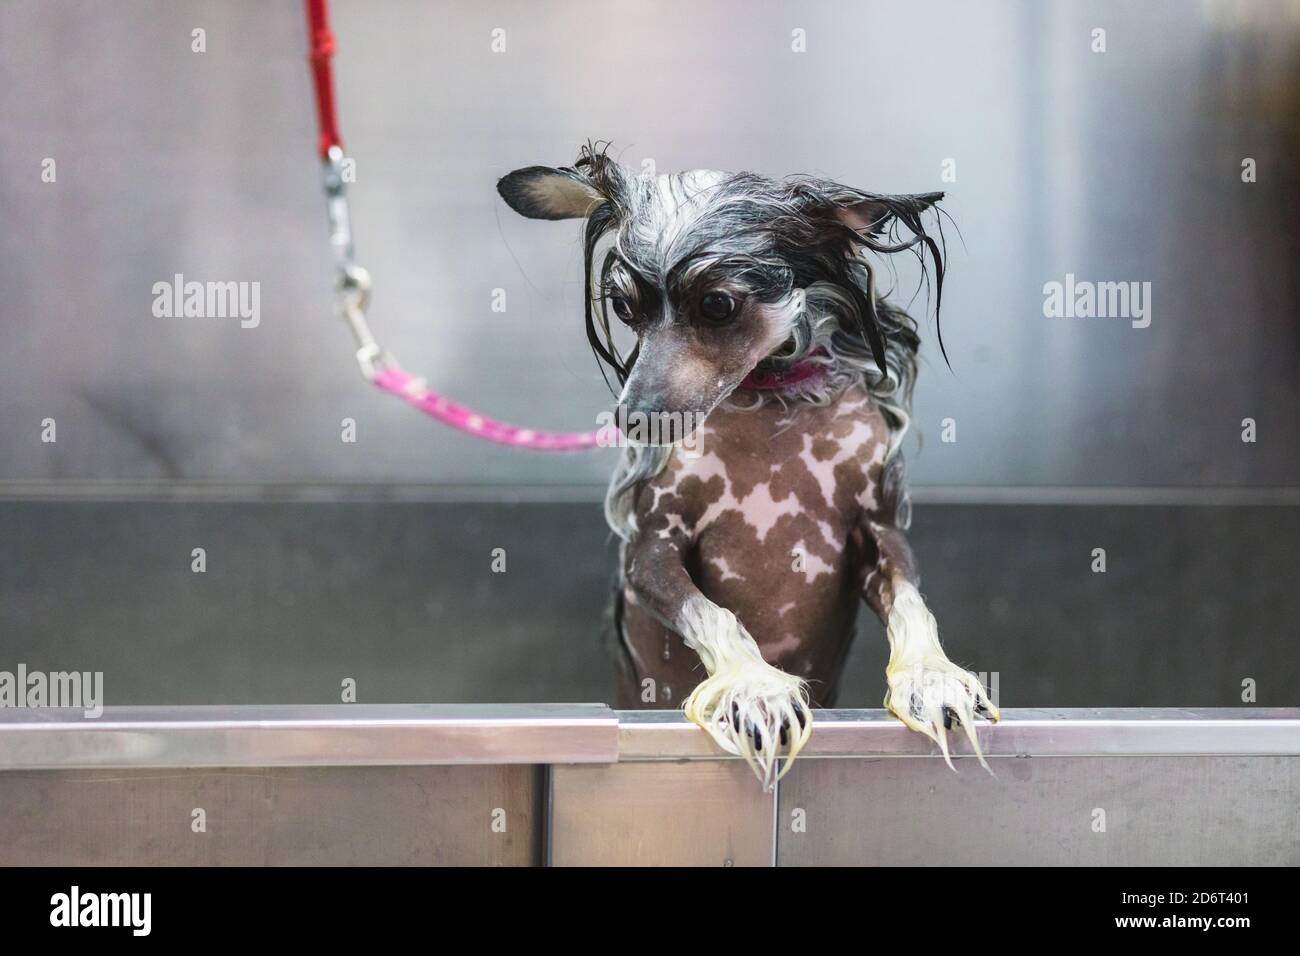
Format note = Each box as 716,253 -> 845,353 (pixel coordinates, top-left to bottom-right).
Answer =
499,145 -> 999,787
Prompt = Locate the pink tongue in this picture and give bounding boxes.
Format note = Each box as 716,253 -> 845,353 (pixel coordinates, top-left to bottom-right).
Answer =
739,355 -> 827,391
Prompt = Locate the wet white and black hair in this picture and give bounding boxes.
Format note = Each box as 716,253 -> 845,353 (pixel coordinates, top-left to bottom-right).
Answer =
498,142 -> 949,539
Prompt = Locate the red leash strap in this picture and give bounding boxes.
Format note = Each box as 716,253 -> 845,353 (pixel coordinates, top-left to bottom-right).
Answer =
305,0 -> 342,158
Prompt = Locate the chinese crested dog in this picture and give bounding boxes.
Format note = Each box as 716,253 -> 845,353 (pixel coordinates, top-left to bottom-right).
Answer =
499,145 -> 999,787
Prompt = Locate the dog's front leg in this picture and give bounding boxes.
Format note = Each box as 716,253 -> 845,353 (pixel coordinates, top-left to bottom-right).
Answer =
624,531 -> 812,788
862,507 -> 1000,770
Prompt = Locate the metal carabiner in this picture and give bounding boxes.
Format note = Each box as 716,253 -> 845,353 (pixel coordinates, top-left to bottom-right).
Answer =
320,146 -> 388,380
337,265 -> 385,379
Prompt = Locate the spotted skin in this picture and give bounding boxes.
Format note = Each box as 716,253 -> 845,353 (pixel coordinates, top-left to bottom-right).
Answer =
493,154 -> 995,764
614,382 -> 914,709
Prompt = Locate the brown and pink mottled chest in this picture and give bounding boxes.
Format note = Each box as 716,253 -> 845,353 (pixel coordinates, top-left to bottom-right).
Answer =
622,385 -> 892,699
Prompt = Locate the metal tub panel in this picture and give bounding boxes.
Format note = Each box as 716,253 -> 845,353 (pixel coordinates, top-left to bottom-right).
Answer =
4,500 -> 1296,711
0,764 -> 541,866
776,755 -> 1300,866
0,707 -> 1296,866
549,761 -> 774,867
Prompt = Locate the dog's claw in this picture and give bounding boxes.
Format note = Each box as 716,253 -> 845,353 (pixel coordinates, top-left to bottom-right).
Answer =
942,704 -> 957,730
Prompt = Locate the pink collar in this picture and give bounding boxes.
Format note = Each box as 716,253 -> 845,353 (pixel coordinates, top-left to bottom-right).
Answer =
739,353 -> 828,391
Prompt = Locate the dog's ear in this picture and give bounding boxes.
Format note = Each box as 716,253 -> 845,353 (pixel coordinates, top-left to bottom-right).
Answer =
791,182 -> 949,369
827,191 -> 944,237
497,166 -> 604,220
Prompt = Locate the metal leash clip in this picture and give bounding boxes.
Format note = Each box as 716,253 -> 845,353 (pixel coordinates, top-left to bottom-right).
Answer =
321,145 -> 387,380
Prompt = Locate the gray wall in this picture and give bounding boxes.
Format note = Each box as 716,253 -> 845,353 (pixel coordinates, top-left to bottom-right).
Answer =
2,0 -> 1297,488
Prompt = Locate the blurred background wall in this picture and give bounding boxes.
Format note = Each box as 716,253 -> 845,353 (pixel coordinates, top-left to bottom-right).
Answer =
3,0 -> 1297,488
0,0 -> 1297,707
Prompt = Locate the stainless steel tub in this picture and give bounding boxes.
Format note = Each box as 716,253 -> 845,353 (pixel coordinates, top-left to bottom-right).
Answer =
1,705 -> 1295,866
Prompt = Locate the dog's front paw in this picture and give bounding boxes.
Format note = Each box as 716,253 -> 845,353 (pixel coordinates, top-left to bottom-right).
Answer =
683,653 -> 813,790
675,599 -> 813,789
884,582 -> 999,770
885,656 -> 999,770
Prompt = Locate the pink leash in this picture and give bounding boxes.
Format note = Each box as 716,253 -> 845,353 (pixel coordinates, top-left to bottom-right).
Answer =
372,366 -> 616,451
305,0 -> 815,451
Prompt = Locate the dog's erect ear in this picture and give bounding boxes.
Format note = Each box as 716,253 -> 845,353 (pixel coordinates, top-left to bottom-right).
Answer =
829,191 -> 944,237
791,182 -> 949,369
497,166 -> 604,220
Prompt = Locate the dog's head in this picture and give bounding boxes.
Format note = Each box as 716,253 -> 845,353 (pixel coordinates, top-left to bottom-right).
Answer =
498,144 -> 945,442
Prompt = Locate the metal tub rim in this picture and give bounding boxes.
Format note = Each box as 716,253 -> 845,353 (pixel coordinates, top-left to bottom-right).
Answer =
0,705 -> 1297,770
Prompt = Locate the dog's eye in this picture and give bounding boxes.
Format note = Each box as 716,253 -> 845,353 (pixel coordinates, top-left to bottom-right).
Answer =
609,295 -> 633,321
699,292 -> 737,323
